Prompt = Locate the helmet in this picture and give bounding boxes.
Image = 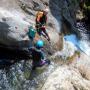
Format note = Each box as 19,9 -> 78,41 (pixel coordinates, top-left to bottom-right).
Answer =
43,8 -> 49,14
36,40 -> 44,48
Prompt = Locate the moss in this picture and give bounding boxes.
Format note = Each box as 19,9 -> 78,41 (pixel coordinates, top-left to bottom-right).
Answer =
85,1 -> 90,6
84,0 -> 90,9
75,51 -> 80,57
36,68 -> 45,74
84,4 -> 90,9
24,70 -> 31,79
66,51 -> 80,64
71,0 -> 78,6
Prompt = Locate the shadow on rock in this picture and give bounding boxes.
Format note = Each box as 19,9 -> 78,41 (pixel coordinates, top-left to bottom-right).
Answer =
0,46 -> 30,69
49,0 -> 61,33
0,21 -> 10,35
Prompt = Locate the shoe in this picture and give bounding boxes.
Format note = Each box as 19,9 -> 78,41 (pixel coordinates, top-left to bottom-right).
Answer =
45,59 -> 51,65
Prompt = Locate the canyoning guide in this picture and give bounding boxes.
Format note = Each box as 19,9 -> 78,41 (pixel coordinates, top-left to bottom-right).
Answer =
35,8 -> 50,42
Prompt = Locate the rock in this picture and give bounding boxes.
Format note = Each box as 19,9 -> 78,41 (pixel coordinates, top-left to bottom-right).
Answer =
19,0 -> 80,50
42,53 -> 90,90
0,0 -> 80,49
0,6 -> 30,48
73,53 -> 90,80
42,66 -> 90,90
49,0 -> 79,35
0,0 -> 90,90
0,0 -> 62,50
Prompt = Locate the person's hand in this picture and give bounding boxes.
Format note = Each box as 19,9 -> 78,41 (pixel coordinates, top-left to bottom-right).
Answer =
41,25 -> 46,28
24,28 -> 28,32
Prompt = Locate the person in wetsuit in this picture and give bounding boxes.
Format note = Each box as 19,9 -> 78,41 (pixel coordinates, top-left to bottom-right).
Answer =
29,40 -> 50,70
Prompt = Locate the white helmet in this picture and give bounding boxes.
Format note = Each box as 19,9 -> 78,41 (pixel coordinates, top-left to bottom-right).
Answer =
43,8 -> 49,13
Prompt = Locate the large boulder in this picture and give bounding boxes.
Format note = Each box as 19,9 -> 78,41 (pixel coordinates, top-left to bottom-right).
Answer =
42,53 -> 90,90
0,8 -> 30,48
0,0 -> 62,50
19,0 -> 80,50
49,0 -> 79,34
0,0 -> 80,49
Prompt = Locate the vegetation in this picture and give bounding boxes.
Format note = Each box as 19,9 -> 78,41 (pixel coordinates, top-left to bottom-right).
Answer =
83,0 -> 90,23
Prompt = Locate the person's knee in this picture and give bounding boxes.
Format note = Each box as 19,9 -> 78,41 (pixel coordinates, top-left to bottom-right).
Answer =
43,29 -> 48,35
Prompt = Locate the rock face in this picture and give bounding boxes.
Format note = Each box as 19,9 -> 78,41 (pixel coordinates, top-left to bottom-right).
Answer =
0,0 -> 30,48
0,8 -> 30,48
49,0 -> 79,34
0,0 -> 79,49
0,1 -> 90,90
42,53 -> 90,90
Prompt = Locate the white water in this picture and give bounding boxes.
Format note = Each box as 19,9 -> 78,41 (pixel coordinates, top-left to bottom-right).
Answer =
55,22 -> 90,59
64,26 -> 90,56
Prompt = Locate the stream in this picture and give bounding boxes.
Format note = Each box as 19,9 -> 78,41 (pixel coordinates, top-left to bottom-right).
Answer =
0,47 -> 58,90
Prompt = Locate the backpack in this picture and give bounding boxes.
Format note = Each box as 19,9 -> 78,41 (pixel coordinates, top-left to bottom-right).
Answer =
36,11 -> 47,25
27,26 -> 36,39
36,11 -> 44,20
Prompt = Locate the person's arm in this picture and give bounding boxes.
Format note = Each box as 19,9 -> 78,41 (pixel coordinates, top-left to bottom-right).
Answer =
40,50 -> 45,60
41,15 -> 47,27
28,47 -> 34,54
44,15 -> 47,25
36,15 -> 41,23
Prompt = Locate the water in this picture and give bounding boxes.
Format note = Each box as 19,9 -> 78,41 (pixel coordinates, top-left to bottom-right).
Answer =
0,60 -> 57,90
0,47 -> 58,90
64,22 -> 90,56
0,8 -> 59,89
0,19 -> 90,90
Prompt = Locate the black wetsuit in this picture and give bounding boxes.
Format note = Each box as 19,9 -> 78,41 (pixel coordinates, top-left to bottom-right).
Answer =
29,47 -> 45,68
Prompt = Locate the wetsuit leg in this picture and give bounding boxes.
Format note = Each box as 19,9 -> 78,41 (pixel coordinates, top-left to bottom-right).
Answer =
42,27 -> 50,41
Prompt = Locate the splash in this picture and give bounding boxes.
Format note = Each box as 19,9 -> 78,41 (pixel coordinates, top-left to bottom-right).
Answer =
79,41 -> 90,56
64,34 -> 90,56
64,34 -> 78,46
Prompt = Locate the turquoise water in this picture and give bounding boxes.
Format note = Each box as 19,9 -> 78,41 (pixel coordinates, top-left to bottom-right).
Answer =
64,34 -> 78,46
64,22 -> 90,56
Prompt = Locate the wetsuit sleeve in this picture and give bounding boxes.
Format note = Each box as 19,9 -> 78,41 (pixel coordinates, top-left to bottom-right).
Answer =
40,50 -> 45,59
28,47 -> 34,54
44,16 -> 47,25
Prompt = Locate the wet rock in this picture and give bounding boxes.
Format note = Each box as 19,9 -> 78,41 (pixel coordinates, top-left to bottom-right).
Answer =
0,0 -> 80,49
42,53 -> 90,90
1,0 -> 90,90
49,0 -> 79,35
74,53 -> 90,80
0,7 -> 30,48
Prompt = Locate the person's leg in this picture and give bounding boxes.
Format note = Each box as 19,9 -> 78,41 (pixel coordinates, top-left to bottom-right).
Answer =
32,61 -> 38,70
32,59 -> 50,68
38,59 -> 50,67
37,29 -> 42,36
29,38 -> 33,48
44,59 -> 51,65
41,27 -> 50,41
36,28 -> 48,40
